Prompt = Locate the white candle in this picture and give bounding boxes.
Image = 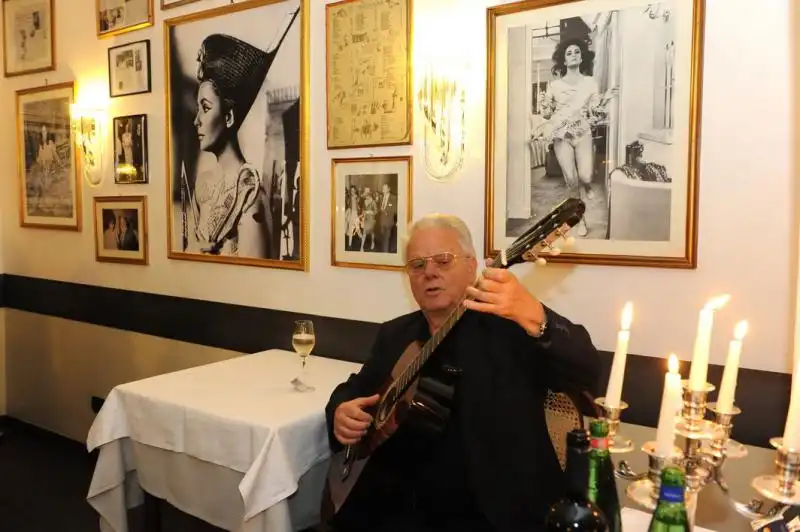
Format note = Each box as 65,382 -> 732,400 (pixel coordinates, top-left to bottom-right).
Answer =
605,302 -> 634,408
782,354 -> 800,451
655,354 -> 682,457
688,295 -> 730,391
716,320 -> 748,413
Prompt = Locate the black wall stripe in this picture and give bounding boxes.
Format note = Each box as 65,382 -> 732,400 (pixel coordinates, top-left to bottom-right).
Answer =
0,274 -> 793,450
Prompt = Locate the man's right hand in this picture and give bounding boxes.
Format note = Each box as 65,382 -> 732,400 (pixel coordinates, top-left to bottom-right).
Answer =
333,394 -> 380,445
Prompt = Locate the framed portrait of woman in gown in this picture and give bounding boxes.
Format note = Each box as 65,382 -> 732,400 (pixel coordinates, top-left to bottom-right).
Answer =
164,0 -> 310,270
113,114 -> 148,184
485,0 -> 704,268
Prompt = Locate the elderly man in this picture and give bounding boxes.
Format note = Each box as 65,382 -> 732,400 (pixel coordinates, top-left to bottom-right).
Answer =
324,213 -> 600,532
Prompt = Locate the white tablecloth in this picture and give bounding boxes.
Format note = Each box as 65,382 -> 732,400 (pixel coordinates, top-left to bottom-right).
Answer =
86,349 -> 361,532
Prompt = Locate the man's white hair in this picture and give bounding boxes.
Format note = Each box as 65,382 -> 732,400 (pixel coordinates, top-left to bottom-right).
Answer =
402,213 -> 476,261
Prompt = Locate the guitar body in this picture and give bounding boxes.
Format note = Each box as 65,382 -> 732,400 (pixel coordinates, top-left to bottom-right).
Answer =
320,197 -> 586,525
322,340 -> 458,520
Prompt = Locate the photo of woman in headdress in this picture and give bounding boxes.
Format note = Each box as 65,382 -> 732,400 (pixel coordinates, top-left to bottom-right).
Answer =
166,0 -> 304,266
188,33 -> 270,257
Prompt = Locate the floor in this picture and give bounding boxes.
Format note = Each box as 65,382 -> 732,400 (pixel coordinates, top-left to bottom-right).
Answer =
0,417 -> 228,532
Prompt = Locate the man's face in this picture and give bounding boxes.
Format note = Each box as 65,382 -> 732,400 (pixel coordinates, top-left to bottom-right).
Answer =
405,226 -> 476,315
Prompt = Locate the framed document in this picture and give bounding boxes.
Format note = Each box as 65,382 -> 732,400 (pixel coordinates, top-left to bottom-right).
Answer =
325,0 -> 412,149
2,0 -> 55,77
108,40 -> 152,98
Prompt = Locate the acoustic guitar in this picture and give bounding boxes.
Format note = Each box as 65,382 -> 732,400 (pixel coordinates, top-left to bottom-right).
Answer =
322,197 -> 586,519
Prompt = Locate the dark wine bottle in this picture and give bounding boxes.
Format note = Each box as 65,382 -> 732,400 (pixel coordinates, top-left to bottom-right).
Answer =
648,466 -> 690,532
588,419 -> 622,532
545,428 -> 609,532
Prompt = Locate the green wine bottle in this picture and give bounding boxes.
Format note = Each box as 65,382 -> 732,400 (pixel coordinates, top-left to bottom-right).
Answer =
545,429 -> 609,531
588,419 -> 622,532
648,466 -> 690,532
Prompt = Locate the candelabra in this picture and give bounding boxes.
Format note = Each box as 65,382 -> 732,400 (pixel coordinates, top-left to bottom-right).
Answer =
596,382 -> 800,523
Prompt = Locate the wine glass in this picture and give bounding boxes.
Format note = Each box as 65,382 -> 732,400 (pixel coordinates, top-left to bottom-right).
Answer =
291,320 -> 315,392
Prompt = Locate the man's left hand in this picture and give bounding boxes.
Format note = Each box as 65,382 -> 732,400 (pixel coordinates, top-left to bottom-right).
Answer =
463,261 -> 545,332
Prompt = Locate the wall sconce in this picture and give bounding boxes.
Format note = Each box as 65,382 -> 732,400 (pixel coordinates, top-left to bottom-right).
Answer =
416,66 -> 467,182
71,104 -> 106,187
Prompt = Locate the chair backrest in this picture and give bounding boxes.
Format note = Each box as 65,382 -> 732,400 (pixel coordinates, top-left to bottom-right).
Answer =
543,389 -> 585,470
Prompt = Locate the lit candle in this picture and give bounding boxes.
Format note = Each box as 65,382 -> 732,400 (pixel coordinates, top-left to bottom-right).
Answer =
605,302 -> 634,409
715,320 -> 748,413
655,354 -> 682,457
782,355 -> 800,451
688,295 -> 731,391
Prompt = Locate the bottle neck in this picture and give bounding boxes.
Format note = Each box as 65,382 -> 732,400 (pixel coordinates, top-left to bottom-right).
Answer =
590,435 -> 610,454
564,445 -> 591,500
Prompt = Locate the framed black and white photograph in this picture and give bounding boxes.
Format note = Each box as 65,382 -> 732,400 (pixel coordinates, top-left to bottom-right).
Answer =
93,195 -> 148,265
97,0 -> 153,38
15,81 -> 81,230
108,40 -> 151,98
331,156 -> 412,271
113,114 -> 148,184
165,0 -> 310,270
161,0 -> 201,9
486,0 -> 703,268
3,0 -> 55,77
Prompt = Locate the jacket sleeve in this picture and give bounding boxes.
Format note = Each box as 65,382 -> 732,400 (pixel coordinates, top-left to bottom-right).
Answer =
324,324 -> 392,453
532,305 -> 602,405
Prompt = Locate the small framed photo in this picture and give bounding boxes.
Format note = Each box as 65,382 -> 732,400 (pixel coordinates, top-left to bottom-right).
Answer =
97,0 -> 153,38
3,0 -> 55,77
93,195 -> 148,265
331,156 -> 412,271
161,0 -> 201,9
108,40 -> 151,98
113,114 -> 148,184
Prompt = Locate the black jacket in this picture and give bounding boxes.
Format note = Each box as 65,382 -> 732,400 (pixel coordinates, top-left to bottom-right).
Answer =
324,305 -> 601,531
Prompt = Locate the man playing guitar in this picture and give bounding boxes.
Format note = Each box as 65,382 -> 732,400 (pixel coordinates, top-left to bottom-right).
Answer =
324,213 -> 601,532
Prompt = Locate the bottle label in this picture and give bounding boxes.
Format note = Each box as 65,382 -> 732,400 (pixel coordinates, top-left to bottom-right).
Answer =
659,484 -> 685,504
591,437 -> 609,450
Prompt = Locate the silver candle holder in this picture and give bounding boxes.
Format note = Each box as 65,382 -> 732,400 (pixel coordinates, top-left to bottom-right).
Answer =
611,379 -> 800,524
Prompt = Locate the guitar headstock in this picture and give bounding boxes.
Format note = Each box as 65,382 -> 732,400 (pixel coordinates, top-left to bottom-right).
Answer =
493,197 -> 585,269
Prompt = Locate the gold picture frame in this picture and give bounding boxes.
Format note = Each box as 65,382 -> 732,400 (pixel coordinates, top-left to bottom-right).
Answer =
325,0 -> 413,149
96,0 -> 153,39
331,156 -> 413,271
3,0 -> 56,77
161,0 -> 201,9
93,195 -> 149,265
164,0 -> 310,271
15,81 -> 82,231
485,0 -> 704,269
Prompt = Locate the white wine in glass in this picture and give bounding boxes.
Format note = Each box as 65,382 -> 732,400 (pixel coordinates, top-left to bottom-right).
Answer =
291,320 -> 315,392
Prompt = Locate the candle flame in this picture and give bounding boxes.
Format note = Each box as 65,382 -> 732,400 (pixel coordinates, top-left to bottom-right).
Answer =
705,294 -> 731,311
734,320 -> 749,340
621,302 -> 634,330
668,354 -> 679,373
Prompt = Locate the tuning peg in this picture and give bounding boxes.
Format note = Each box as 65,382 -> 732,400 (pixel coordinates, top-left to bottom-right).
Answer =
549,247 -> 561,256
563,236 -> 576,246
535,257 -> 547,266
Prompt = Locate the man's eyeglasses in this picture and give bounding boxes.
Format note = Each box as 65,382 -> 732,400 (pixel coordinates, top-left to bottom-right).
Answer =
405,252 -> 465,274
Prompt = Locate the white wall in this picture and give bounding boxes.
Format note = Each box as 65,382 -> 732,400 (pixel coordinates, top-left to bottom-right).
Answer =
0,0 -> 796,376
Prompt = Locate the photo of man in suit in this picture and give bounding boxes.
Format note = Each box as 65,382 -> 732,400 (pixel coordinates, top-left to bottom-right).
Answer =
378,181 -> 397,253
